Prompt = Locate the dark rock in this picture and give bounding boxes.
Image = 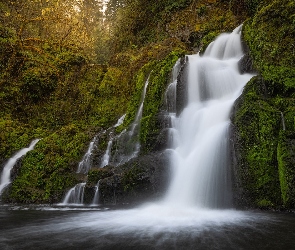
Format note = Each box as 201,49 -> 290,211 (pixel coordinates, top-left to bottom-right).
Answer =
238,53 -> 256,74
92,151 -> 172,205
176,56 -> 188,116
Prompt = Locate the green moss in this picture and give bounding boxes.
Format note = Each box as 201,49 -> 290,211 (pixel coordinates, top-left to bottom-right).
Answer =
277,131 -> 295,207
243,0 -> 295,97
8,124 -> 91,203
121,162 -> 149,192
87,167 -> 114,186
234,77 -> 282,207
237,0 -> 295,208
140,49 -> 185,151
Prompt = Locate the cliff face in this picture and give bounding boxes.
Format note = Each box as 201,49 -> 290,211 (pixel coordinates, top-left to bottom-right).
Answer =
232,0 -> 295,209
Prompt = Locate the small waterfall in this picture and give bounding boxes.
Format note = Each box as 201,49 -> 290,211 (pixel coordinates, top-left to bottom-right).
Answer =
100,114 -> 126,168
164,25 -> 254,209
164,59 -> 181,149
76,137 -> 96,174
109,76 -> 150,166
61,137 -> 97,205
91,180 -> 101,206
114,114 -> 126,127
62,182 -> 86,205
0,139 -> 40,196
100,139 -> 113,167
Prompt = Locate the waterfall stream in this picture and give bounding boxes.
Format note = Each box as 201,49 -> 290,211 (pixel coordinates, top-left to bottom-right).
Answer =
0,139 -> 40,196
109,76 -> 150,166
164,25 -> 254,209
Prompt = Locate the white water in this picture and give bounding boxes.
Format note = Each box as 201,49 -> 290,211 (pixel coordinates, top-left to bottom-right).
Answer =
100,139 -> 113,167
0,139 -> 40,196
61,182 -> 86,205
62,136 -> 97,205
114,114 -> 126,127
91,180 -> 101,205
76,137 -> 96,174
58,26 -> 255,232
164,25 -> 254,208
109,76 -> 150,166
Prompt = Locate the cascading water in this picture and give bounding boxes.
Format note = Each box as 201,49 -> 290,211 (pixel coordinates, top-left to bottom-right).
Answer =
108,76 -> 150,166
62,183 -> 86,205
91,180 -> 101,205
100,114 -> 126,168
61,137 -> 97,205
164,59 -> 181,149
164,25 -> 254,208
0,139 -> 40,196
76,137 -> 96,174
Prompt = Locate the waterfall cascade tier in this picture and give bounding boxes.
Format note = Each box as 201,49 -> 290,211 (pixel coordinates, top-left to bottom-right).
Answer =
61,136 -> 97,206
76,137 -> 97,174
164,25 -> 254,209
91,180 -> 101,206
0,139 -> 40,196
107,77 -> 149,167
61,183 -> 86,205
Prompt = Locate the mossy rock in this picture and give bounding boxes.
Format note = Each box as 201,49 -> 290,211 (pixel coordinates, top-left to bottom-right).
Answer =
277,131 -> 295,207
232,77 -> 282,208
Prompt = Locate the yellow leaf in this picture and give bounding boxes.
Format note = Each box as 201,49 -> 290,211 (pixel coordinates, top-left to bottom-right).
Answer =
195,24 -> 201,31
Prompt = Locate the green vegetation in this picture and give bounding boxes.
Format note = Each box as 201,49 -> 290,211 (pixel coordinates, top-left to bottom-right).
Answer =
233,0 -> 295,208
0,0 -> 294,208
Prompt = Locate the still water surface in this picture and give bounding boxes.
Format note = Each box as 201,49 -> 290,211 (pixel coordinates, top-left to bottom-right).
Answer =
0,204 -> 295,250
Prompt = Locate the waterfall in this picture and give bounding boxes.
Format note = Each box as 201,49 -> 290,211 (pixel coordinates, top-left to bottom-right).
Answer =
164,59 -> 181,149
61,182 -> 86,205
0,139 -> 40,196
280,112 -> 286,130
76,137 -> 96,174
164,25 -> 254,209
61,137 -> 97,205
114,114 -> 126,128
109,76 -> 150,166
91,180 -> 101,206
100,139 -> 113,168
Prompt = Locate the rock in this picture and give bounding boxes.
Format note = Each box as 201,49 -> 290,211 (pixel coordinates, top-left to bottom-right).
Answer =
89,151 -> 172,205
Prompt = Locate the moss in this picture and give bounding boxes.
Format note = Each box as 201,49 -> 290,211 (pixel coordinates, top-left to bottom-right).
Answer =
87,167 -> 114,186
8,124 -> 91,203
277,131 -> 295,207
236,0 -> 295,208
243,0 -> 295,97
140,49 -> 185,152
234,77 -> 282,207
121,162 -> 150,192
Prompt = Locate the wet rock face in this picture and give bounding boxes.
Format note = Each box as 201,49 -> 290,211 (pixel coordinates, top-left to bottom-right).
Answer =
176,56 -> 188,116
86,151 -> 171,205
238,53 -> 256,74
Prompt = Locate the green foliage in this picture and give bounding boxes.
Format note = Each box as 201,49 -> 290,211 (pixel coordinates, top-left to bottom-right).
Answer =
21,68 -> 58,102
140,49 -> 185,150
234,77 -> 282,207
121,162 -> 149,192
231,0 -> 295,209
87,167 -> 114,186
8,124 -> 91,203
0,117 -> 30,160
277,131 -> 295,207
